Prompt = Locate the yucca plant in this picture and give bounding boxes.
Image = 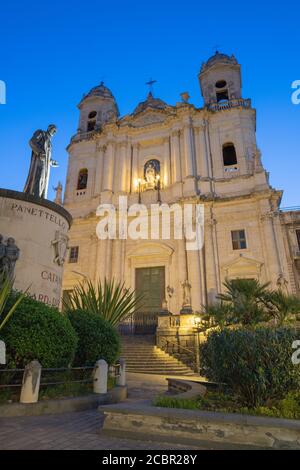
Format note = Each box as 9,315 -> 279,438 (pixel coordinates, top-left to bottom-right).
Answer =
63,278 -> 144,327
0,274 -> 26,332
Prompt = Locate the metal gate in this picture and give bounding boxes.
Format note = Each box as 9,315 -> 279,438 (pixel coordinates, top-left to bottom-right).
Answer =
118,311 -> 158,335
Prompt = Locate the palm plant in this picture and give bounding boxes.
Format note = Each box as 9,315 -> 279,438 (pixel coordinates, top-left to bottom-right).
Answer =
266,290 -> 300,326
201,301 -> 234,329
63,278 -> 144,327
0,274 -> 26,332
216,278 -> 270,326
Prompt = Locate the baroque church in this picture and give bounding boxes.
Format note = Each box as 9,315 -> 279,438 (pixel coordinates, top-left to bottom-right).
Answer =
62,52 -> 300,333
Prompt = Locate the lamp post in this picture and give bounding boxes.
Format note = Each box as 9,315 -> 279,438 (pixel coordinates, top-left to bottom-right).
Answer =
137,178 -> 142,204
194,313 -> 203,375
156,174 -> 161,204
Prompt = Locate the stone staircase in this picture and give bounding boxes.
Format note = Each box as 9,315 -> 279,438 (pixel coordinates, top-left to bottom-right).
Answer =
121,336 -> 196,376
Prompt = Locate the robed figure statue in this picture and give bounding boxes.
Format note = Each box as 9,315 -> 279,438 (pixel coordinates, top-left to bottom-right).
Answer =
24,124 -> 58,199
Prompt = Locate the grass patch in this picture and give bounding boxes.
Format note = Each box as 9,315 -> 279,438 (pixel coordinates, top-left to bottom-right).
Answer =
153,390 -> 300,420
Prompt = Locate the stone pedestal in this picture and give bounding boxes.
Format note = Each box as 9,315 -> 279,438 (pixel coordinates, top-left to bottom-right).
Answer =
0,189 -> 72,308
156,313 -> 197,368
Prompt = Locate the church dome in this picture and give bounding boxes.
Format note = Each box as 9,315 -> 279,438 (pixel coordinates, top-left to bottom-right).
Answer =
85,82 -> 115,100
78,81 -> 119,119
133,92 -> 168,114
201,51 -> 238,72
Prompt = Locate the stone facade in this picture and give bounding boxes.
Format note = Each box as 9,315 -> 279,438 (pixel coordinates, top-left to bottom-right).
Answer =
62,52 -> 300,316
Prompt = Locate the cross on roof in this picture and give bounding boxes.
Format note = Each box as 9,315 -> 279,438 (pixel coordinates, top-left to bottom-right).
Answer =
145,78 -> 157,94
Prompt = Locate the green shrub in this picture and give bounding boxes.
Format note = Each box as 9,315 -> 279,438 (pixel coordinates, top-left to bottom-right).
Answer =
200,327 -> 300,407
0,294 -> 77,368
67,309 -> 120,366
153,395 -> 199,410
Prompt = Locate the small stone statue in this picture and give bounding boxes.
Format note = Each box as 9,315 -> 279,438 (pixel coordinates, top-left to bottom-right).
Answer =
181,280 -> 192,308
53,181 -> 63,205
0,235 -> 20,282
24,124 -> 58,199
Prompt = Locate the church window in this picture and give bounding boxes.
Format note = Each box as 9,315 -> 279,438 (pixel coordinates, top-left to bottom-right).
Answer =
77,168 -> 88,190
216,80 -> 227,89
87,111 -> 97,132
231,230 -> 247,250
215,80 -> 229,102
69,246 -> 79,263
296,229 -> 300,250
223,143 -> 237,166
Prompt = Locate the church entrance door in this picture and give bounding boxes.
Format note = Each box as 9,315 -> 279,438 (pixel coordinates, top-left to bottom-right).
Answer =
119,266 -> 165,335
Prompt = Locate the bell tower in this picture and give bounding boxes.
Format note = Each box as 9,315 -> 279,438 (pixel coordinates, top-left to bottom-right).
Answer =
198,52 -> 242,106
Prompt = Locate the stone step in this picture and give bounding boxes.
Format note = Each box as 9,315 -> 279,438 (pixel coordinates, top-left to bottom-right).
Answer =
121,338 -> 195,376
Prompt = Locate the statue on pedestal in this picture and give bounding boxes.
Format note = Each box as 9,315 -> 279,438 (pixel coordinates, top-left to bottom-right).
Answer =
24,124 -> 58,199
53,181 -> 63,205
0,235 -> 20,282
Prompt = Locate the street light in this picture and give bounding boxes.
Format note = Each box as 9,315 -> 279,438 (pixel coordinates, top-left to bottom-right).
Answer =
137,178 -> 142,204
156,174 -> 161,204
194,313 -> 203,375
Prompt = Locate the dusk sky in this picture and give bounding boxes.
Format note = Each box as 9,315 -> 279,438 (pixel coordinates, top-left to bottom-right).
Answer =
0,0 -> 299,206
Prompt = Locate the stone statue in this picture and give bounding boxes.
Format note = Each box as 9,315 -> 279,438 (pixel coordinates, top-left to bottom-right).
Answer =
181,280 -> 192,308
53,181 -> 63,205
24,124 -> 58,199
145,163 -> 156,187
0,235 -> 20,282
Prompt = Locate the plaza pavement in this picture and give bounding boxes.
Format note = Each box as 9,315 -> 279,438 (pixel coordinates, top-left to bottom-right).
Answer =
0,373 -> 211,450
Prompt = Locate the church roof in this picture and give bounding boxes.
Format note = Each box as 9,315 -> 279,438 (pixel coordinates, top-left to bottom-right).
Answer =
133,92 -> 168,115
200,51 -> 238,73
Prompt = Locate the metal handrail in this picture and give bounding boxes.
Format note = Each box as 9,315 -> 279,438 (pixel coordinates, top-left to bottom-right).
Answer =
160,338 -> 195,356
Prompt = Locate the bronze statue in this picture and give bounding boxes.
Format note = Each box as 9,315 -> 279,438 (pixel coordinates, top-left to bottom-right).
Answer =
0,235 -> 20,282
24,124 -> 58,198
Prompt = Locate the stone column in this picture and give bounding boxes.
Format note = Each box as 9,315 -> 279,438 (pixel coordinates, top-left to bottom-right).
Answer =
118,143 -> 127,193
183,125 -> 194,178
102,142 -> 114,192
198,122 -> 209,178
187,249 -> 202,312
171,130 -> 182,183
131,143 -> 139,190
112,238 -> 122,282
204,214 -> 219,302
94,145 -> 104,195
163,137 -> 171,187
261,211 -> 283,286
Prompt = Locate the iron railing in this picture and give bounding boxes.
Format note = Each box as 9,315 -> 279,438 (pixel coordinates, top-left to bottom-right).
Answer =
159,338 -> 197,371
118,311 -> 159,335
207,98 -> 251,112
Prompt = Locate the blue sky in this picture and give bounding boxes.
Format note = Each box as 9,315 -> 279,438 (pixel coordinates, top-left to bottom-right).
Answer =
0,0 -> 299,206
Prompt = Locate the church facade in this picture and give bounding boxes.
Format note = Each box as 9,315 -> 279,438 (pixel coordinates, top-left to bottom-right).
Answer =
62,52 -> 300,328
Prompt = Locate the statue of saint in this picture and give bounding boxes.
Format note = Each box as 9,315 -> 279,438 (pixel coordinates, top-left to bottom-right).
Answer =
53,181 -> 63,205
24,124 -> 58,198
0,236 -> 20,282
145,163 -> 156,188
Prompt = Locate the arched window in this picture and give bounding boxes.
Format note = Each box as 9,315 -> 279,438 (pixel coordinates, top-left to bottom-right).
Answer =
223,143 -> 237,166
87,111 -> 97,132
77,168 -> 88,190
215,80 -> 229,102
